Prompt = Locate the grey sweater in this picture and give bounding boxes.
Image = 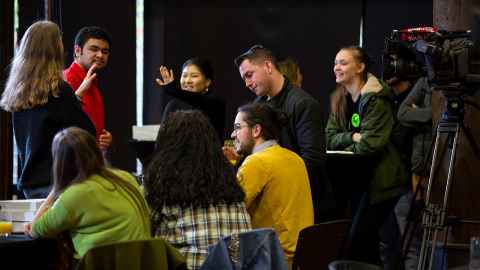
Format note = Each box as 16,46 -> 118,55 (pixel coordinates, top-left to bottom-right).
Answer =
397,77 -> 433,176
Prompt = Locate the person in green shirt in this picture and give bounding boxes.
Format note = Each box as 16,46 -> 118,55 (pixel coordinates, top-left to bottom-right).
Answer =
327,46 -> 407,267
25,127 -> 151,259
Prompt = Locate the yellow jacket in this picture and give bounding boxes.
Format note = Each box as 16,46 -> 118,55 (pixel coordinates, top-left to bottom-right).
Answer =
237,144 -> 314,261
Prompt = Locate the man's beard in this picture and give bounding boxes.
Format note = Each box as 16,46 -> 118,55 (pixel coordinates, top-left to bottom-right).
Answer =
235,136 -> 255,156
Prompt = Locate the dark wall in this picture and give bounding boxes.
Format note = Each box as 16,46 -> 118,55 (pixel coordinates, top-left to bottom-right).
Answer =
12,0 -> 433,173
17,0 -> 44,38
0,0 -> 14,199
363,0 -> 433,77
60,1 -> 137,171
143,2 -> 362,136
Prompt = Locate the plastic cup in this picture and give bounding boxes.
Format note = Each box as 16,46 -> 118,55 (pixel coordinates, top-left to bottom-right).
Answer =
0,212 -> 13,238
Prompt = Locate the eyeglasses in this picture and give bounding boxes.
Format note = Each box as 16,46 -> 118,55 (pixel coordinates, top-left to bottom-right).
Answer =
233,123 -> 250,132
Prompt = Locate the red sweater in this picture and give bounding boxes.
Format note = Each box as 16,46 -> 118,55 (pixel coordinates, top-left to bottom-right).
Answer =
64,62 -> 104,138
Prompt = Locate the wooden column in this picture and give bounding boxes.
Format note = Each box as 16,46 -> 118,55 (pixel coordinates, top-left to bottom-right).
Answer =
431,0 -> 480,250
434,0 -> 471,31
43,0 -> 62,25
44,0 -> 53,20
0,0 -> 14,200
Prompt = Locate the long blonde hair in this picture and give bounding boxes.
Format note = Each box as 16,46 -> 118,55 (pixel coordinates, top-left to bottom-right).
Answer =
0,20 -> 64,112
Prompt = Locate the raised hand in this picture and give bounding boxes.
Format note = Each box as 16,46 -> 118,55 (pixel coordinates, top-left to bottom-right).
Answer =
155,65 -> 174,86
75,63 -> 98,98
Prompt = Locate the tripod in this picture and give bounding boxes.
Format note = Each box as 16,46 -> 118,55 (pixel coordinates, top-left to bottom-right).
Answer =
416,93 -> 480,270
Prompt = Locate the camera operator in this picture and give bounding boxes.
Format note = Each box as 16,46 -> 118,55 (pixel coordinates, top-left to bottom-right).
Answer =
397,77 -> 432,196
383,42 -> 422,170
383,31 -> 435,270
386,77 -> 416,173
385,28 -> 476,270
381,76 -> 416,270
380,36 -> 429,270
395,76 -> 433,270
382,75 -> 432,270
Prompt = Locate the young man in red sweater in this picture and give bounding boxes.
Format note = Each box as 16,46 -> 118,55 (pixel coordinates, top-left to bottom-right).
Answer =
64,26 -> 112,151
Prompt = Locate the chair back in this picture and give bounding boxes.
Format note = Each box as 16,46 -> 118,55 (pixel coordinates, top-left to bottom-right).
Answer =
328,260 -> 383,270
292,219 -> 351,270
199,228 -> 289,270
75,238 -> 187,270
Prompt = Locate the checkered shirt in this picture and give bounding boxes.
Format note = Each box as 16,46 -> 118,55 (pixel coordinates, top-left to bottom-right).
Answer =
153,202 -> 252,270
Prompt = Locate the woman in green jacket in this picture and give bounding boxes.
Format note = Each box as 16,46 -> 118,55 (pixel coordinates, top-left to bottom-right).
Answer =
327,46 -> 408,267
26,127 -> 151,259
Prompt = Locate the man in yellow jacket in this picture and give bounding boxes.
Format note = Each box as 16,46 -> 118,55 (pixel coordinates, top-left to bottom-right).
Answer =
227,102 -> 314,267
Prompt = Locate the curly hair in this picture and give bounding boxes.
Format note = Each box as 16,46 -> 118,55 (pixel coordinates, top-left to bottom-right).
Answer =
144,110 -> 245,214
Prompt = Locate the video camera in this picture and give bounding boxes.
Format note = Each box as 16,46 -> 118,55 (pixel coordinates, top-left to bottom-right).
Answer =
382,27 -> 476,89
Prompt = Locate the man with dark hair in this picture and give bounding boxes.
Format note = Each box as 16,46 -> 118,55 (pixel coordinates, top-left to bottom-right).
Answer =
231,102 -> 314,267
234,45 -> 332,222
64,26 -> 112,151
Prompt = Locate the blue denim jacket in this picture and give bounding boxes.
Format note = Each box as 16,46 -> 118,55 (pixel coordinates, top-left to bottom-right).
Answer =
199,228 -> 288,270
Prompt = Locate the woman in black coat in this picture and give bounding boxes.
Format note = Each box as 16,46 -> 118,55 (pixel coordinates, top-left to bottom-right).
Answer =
0,21 -> 95,198
156,57 -> 226,141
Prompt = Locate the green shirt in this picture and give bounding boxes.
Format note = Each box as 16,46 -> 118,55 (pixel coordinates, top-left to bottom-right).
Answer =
32,169 -> 151,258
326,74 -> 408,203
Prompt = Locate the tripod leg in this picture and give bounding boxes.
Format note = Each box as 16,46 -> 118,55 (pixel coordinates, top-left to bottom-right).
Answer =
417,127 -> 443,270
417,215 -> 432,270
428,125 -> 461,270
428,229 -> 440,270
424,128 -> 443,205
417,122 -> 461,270
442,124 -> 460,210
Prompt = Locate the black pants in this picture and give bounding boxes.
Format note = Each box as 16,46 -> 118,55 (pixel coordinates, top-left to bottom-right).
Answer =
307,163 -> 337,223
346,193 -> 401,266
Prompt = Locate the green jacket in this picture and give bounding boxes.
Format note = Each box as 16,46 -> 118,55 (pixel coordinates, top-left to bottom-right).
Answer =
32,169 -> 152,258
326,74 -> 408,204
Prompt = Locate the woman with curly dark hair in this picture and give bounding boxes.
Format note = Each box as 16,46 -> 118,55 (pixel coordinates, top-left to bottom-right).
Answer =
144,110 -> 251,270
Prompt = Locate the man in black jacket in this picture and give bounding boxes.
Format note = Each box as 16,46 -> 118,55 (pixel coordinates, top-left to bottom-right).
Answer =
234,45 -> 334,222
